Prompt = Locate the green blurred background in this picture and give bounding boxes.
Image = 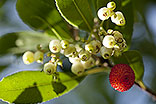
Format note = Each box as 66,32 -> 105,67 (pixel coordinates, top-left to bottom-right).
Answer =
0,0 -> 156,104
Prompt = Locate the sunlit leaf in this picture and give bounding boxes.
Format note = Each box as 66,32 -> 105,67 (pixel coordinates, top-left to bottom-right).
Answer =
55,0 -> 94,32
0,71 -> 79,103
16,0 -> 72,39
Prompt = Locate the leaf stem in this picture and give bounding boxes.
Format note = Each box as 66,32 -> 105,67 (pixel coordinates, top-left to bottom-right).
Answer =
85,67 -> 110,75
135,81 -> 156,101
72,0 -> 92,31
100,26 -> 107,36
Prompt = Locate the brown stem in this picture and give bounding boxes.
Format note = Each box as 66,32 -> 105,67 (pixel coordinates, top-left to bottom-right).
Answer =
135,82 -> 156,101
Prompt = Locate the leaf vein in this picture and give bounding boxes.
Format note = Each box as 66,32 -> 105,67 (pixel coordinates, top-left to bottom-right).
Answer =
72,0 -> 92,31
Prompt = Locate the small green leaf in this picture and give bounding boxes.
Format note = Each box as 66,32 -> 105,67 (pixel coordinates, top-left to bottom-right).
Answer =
55,0 -> 94,32
0,71 -> 79,103
0,31 -> 53,55
112,50 -> 144,81
16,0 -> 72,39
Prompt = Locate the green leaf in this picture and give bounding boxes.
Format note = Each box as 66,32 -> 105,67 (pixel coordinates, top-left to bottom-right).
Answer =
112,50 -> 144,81
97,0 -> 109,11
0,31 -> 53,55
16,0 -> 72,40
0,71 -> 79,103
0,0 -> 6,7
55,0 -> 94,32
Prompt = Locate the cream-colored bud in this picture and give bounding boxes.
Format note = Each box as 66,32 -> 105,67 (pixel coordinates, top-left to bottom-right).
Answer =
102,35 -> 116,48
49,40 -> 61,53
23,51 -> 34,64
43,63 -> 56,75
100,46 -> 113,59
34,51 -> 44,63
71,62 -> 85,76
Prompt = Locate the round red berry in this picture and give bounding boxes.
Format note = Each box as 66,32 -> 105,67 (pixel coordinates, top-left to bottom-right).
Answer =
109,64 -> 135,92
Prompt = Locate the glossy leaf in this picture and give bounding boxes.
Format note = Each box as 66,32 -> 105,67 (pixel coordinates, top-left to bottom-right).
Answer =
16,0 -> 72,39
0,71 -> 79,103
55,0 -> 94,32
112,50 -> 144,81
0,31 -> 53,55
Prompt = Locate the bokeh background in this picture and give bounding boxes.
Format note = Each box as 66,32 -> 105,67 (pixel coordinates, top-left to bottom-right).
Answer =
0,0 -> 156,104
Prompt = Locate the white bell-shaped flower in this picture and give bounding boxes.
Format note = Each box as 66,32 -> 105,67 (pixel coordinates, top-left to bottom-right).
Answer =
34,51 -> 44,63
100,46 -> 113,59
102,35 -> 116,48
71,62 -> 85,76
97,7 -> 113,21
43,63 -> 56,75
107,1 -> 116,10
49,40 -> 61,53
111,11 -> 126,26
23,51 -> 34,64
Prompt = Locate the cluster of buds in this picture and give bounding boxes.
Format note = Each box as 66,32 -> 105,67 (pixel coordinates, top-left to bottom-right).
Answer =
100,29 -> 127,59
48,39 -> 96,76
22,50 -> 44,65
22,1 -> 127,79
97,1 -> 126,26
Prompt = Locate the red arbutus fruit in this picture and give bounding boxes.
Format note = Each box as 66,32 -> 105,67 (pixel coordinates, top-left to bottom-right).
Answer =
109,64 -> 135,92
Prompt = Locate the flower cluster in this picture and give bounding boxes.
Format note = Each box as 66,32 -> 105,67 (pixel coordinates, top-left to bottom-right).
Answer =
98,1 -> 126,26
101,29 -> 127,59
22,1 -> 127,77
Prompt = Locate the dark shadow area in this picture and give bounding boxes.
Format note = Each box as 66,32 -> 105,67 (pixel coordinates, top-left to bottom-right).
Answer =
52,81 -> 67,95
13,82 -> 43,104
0,33 -> 18,55
0,65 -> 7,73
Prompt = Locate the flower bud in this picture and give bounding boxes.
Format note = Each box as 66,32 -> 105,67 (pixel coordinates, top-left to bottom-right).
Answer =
69,57 -> 80,64
71,62 -> 85,76
61,40 -> 69,49
107,1 -> 116,10
97,7 -> 113,21
113,48 -> 122,57
81,57 -> 95,69
49,40 -> 61,53
102,35 -> 116,48
64,44 -> 77,57
34,51 -> 44,63
85,43 -> 94,53
112,31 -> 123,43
107,29 -> 114,34
111,11 -> 126,26
22,51 -> 34,64
79,50 -> 91,61
75,44 -> 83,53
43,63 -> 56,75
91,40 -> 102,53
100,46 -> 113,59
